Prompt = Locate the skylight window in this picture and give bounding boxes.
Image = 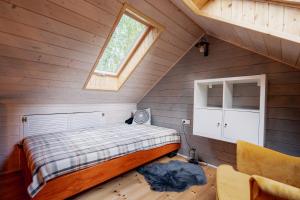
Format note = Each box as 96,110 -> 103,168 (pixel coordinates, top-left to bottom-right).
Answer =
95,13 -> 148,76
85,4 -> 164,91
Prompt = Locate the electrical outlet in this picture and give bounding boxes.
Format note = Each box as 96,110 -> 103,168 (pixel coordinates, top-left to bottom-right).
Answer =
182,119 -> 190,125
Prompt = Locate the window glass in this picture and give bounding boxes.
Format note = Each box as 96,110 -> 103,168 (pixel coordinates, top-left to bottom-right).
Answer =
95,14 -> 147,75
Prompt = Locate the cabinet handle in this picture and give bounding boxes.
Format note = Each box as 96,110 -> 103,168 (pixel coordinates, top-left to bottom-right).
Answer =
217,122 -> 220,127
224,123 -> 228,128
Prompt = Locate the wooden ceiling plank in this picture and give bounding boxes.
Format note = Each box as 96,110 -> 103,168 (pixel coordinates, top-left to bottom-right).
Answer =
268,3 -> 284,32
154,39 -> 185,57
242,0 -> 256,24
129,72 -> 161,82
159,32 -> 191,51
126,0 -> 198,44
146,0 -> 204,37
0,55 -> 88,74
48,0 -> 116,27
201,0 -> 221,17
296,55 -> 300,68
128,69 -> 160,80
0,66 -> 86,83
233,25 -> 256,50
283,7 -> 300,36
247,30 -> 269,55
221,0 -> 232,20
137,62 -> 169,73
84,0 -> 123,16
0,1 -> 104,45
263,35 -> 282,60
0,18 -> 99,55
143,55 -> 174,67
262,0 -> 300,8
133,67 -> 166,77
6,0 -> 111,38
149,47 -> 179,63
231,0 -> 243,22
192,16 -> 221,38
0,31 -> 97,63
281,39 -> 300,66
254,1 -> 269,28
0,44 -> 92,71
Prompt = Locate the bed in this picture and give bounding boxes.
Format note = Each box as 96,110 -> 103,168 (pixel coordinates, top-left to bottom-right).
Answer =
20,112 -> 180,200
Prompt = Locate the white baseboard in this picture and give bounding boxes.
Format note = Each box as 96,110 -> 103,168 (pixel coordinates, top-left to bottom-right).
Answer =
177,153 -> 217,168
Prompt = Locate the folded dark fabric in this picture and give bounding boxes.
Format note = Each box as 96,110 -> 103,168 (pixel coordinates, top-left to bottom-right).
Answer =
138,160 -> 206,192
125,117 -> 133,124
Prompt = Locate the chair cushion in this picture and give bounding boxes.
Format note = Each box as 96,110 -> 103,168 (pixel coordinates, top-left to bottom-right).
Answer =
217,165 -> 251,200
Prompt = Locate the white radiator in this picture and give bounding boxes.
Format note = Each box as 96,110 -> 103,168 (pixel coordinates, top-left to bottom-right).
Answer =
22,111 -> 106,137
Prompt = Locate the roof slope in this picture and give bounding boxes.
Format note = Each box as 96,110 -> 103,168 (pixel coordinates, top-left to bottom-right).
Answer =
0,0 -> 204,103
172,0 -> 300,69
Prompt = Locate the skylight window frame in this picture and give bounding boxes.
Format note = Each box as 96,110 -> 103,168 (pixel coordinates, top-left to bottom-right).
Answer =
84,3 -> 164,91
93,9 -> 151,77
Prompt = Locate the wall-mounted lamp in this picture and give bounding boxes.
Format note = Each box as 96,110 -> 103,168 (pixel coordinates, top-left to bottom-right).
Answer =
195,37 -> 209,57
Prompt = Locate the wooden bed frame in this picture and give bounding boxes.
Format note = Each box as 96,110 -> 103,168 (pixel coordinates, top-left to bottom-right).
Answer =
21,143 -> 180,200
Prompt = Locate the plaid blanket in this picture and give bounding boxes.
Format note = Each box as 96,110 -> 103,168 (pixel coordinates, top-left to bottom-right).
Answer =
22,124 -> 180,197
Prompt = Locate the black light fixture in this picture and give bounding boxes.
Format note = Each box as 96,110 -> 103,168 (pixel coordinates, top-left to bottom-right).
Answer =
195,37 -> 209,57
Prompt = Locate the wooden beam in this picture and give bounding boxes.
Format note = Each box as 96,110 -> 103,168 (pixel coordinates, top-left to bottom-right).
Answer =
182,0 -> 208,14
266,0 -> 300,8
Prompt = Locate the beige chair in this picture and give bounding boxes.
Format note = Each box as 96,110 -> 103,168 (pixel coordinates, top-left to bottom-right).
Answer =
216,141 -> 300,200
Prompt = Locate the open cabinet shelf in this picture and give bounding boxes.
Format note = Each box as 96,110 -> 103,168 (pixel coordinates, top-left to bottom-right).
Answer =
193,75 -> 266,146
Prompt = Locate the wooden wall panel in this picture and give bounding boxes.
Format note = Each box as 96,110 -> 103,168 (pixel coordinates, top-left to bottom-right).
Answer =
0,0 -> 204,104
0,103 -> 136,173
138,37 -> 300,166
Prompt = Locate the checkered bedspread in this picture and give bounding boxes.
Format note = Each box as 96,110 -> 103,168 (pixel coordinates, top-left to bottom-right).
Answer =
22,124 -> 180,197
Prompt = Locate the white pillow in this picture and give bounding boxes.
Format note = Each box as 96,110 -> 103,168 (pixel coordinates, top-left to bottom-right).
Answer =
132,108 -> 151,125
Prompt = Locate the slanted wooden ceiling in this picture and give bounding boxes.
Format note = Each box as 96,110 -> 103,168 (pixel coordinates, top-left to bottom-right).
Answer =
172,0 -> 300,69
0,0 -> 204,103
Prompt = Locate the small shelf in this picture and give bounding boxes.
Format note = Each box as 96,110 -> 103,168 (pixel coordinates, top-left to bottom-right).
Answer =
194,82 -> 223,108
196,106 -> 223,110
232,82 -> 260,110
207,84 -> 223,108
224,108 -> 260,113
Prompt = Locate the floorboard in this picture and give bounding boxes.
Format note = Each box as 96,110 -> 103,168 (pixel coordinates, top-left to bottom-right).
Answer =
0,156 -> 216,200
71,156 -> 216,200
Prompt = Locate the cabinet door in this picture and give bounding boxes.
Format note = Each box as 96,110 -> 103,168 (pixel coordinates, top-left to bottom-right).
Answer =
193,108 -> 222,140
223,111 -> 259,144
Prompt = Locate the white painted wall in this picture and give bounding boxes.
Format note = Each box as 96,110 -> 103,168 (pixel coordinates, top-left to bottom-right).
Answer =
0,103 -> 136,173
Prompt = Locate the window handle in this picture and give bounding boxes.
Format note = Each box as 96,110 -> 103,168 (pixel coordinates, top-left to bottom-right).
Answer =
224,123 -> 228,128
217,122 -> 220,127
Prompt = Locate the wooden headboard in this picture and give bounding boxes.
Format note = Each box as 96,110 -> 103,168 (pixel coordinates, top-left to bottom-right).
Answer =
22,111 -> 106,137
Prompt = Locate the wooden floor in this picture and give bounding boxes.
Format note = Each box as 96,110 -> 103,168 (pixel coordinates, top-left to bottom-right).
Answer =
0,156 -> 216,200
71,156 -> 216,200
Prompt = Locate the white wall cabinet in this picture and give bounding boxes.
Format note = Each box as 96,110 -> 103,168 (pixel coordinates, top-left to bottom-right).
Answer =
194,108 -> 223,140
223,110 -> 259,144
193,75 -> 266,146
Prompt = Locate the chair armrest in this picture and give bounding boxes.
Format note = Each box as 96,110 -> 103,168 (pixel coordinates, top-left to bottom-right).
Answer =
250,175 -> 300,200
